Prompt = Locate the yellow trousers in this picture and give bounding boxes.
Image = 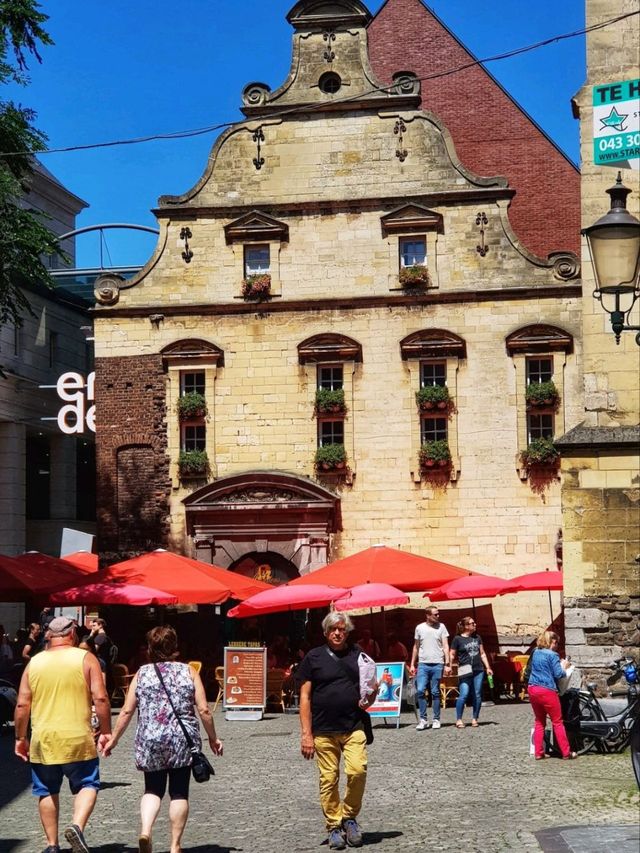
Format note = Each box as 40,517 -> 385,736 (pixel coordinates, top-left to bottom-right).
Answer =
314,729 -> 368,830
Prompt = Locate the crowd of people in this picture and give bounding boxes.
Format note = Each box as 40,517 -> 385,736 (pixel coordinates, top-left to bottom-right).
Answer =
11,607 -> 576,853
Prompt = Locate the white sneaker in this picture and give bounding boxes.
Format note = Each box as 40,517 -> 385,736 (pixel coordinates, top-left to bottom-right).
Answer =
431,720 -> 441,729
415,719 -> 429,730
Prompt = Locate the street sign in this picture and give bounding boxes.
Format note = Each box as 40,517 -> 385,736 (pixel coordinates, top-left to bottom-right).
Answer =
593,79 -> 640,170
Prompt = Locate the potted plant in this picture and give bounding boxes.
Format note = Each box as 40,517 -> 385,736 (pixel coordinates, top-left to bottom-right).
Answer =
315,388 -> 347,415
177,392 -> 207,420
178,449 -> 209,478
399,265 -> 431,289
415,385 -> 452,412
419,439 -> 451,471
242,273 -> 271,300
314,443 -> 347,472
525,381 -> 560,410
520,437 -> 559,470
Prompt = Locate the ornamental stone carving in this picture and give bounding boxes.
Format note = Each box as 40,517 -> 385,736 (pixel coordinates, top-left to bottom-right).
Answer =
94,273 -> 123,306
218,488 -> 300,504
550,252 -> 580,281
242,82 -> 271,108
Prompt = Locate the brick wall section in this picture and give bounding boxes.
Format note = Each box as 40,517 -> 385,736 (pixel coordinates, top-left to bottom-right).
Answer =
367,0 -> 580,258
95,354 -> 170,560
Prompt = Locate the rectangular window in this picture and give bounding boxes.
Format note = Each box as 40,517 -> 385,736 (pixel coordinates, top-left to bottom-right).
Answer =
420,361 -> 446,387
244,245 -> 270,276
182,425 -> 206,451
400,237 -> 426,268
317,365 -> 343,390
181,371 -> 205,395
526,357 -> 553,384
76,439 -> 96,522
319,420 -> 344,446
528,414 -> 554,441
26,435 -> 51,520
420,417 -> 448,443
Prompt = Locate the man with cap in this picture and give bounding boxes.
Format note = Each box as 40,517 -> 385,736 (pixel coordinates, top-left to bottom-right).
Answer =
14,617 -> 111,853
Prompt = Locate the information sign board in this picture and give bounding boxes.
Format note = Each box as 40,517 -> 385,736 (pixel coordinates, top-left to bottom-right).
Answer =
593,78 -> 640,170
223,646 -> 266,720
367,662 -> 405,725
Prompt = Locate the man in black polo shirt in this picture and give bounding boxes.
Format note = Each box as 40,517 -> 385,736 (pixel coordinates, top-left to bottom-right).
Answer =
297,612 -> 377,850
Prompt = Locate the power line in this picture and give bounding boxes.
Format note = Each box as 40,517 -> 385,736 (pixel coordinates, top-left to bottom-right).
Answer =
1,9 -> 637,159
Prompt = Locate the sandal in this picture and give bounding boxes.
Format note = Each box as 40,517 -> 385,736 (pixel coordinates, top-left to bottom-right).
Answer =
139,836 -> 152,853
455,720 -> 465,729
562,752 -> 577,760
471,720 -> 479,728
535,754 -> 548,760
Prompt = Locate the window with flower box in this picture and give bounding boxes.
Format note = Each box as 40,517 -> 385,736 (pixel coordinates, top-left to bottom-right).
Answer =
421,417 -> 447,443
182,425 -> 206,452
318,365 -> 343,390
400,238 -> 426,268
319,420 -> 344,446
244,245 -> 270,277
181,371 -> 205,396
528,414 -> 554,442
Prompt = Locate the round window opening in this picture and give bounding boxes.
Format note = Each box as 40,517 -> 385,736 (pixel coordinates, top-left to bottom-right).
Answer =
319,72 -> 342,95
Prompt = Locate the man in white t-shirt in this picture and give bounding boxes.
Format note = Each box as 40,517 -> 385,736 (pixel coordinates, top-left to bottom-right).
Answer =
409,606 -> 451,731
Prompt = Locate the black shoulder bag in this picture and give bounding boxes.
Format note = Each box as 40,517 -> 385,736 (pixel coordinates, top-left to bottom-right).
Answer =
522,650 -> 536,688
154,663 -> 214,783
326,648 -> 374,745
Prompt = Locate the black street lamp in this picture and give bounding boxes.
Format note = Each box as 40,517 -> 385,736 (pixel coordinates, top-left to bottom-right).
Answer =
582,172 -> 640,345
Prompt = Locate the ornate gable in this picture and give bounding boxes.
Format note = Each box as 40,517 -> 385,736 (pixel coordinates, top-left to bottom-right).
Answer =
505,325 -> 574,355
286,1 -> 372,30
400,329 -> 467,360
224,211 -> 289,244
161,339 -> 225,367
298,333 -> 363,363
381,204 -> 444,235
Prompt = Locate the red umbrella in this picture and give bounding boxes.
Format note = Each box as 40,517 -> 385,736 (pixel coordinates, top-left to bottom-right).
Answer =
0,553 -> 81,600
51,549 -> 272,605
61,551 -> 99,574
334,583 -> 409,611
288,545 -> 475,592
428,574 -> 513,602
15,551 -> 97,576
507,571 -> 563,592
50,582 -> 178,606
227,584 -> 348,618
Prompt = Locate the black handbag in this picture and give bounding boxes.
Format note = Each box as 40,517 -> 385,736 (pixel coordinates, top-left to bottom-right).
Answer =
154,663 -> 214,783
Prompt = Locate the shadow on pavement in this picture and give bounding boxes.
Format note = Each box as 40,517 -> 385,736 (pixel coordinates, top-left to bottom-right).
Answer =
0,733 -> 31,809
99,781 -> 132,789
362,831 -> 403,845
0,840 -> 26,853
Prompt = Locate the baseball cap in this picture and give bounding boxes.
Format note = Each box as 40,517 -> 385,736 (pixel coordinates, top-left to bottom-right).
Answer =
47,616 -> 77,636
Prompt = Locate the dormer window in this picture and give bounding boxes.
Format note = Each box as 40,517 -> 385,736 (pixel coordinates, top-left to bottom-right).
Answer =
400,238 -> 426,268
244,245 -> 270,277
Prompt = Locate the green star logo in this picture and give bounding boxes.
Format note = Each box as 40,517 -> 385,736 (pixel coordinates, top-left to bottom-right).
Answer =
600,106 -> 628,132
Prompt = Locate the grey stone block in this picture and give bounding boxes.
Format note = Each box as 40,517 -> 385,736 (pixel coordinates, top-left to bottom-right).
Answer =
564,628 -> 585,645
564,608 -> 609,629
568,644 -> 624,666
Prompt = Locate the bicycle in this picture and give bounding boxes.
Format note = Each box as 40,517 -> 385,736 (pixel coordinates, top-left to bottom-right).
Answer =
564,656 -> 639,787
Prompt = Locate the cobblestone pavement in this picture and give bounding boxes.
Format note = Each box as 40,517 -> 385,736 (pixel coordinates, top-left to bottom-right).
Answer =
1,703 -> 638,853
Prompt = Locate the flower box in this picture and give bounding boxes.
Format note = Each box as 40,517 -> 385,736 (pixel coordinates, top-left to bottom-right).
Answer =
242,273 -> 271,301
314,443 -> 347,472
415,385 -> 452,413
399,265 -> 431,289
419,439 -> 452,471
315,388 -> 347,415
177,392 -> 207,421
178,450 -> 209,478
519,438 -> 559,470
525,381 -> 560,411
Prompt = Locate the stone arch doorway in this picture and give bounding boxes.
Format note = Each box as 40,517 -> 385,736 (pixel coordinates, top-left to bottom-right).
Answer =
182,470 -> 341,575
229,550 -> 300,585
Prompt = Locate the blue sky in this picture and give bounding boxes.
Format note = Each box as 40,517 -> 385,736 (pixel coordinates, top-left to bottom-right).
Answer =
13,1 -> 585,267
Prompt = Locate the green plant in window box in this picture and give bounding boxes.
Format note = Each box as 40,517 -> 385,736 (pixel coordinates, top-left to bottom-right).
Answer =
177,392 -> 207,420
519,437 -> 559,470
315,388 -> 346,415
241,273 -> 271,300
525,381 -> 560,410
399,265 -> 431,289
419,440 -> 451,470
415,385 -> 452,412
314,443 -> 347,471
178,450 -> 209,478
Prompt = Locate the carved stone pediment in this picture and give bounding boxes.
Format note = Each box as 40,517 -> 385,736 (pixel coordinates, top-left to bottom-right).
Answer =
161,338 -> 225,367
286,0 -> 371,31
224,210 -> 289,244
400,329 -> 467,360
381,204 -> 444,235
218,488 -> 301,504
298,333 -> 363,364
505,325 -> 574,355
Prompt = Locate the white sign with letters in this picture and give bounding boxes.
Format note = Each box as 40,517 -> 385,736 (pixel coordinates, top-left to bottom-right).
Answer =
40,372 -> 96,434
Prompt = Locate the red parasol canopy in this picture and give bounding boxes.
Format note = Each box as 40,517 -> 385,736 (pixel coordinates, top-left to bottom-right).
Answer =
50,582 -> 178,606
507,571 -> 563,592
227,584 -> 348,617
60,551 -> 99,574
50,549 -> 272,605
0,552 -> 83,600
428,573 -> 513,602
15,551 -> 97,576
333,582 -> 409,611
288,545 -> 475,593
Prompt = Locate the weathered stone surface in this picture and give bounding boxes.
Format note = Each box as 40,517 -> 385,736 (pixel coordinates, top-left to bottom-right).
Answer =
564,628 -> 585,645
567,644 -> 624,666
564,608 -> 609,629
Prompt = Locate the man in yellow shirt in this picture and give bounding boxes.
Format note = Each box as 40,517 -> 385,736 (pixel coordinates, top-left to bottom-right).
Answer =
14,617 -> 111,853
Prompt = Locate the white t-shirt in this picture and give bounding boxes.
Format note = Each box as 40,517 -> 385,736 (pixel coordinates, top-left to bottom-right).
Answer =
414,622 -> 449,664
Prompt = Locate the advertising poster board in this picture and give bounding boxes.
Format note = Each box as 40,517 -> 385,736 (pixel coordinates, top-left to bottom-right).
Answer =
367,662 -> 405,727
223,646 -> 266,721
592,78 -> 640,170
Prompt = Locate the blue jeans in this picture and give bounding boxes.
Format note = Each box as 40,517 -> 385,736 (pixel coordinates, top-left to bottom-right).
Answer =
455,671 -> 485,721
416,662 -> 443,721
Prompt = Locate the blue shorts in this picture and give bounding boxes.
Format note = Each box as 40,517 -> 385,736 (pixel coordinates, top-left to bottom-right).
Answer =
31,758 -> 100,797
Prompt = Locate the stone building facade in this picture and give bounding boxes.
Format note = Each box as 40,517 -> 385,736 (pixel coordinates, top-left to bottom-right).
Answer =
93,0 -> 583,639
558,0 -> 639,679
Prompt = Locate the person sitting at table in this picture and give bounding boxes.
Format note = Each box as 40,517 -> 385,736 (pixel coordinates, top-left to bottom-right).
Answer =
356,629 -> 380,660
386,632 -> 409,663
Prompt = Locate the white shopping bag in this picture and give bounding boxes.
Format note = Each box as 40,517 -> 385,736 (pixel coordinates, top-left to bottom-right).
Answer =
357,652 -> 378,702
